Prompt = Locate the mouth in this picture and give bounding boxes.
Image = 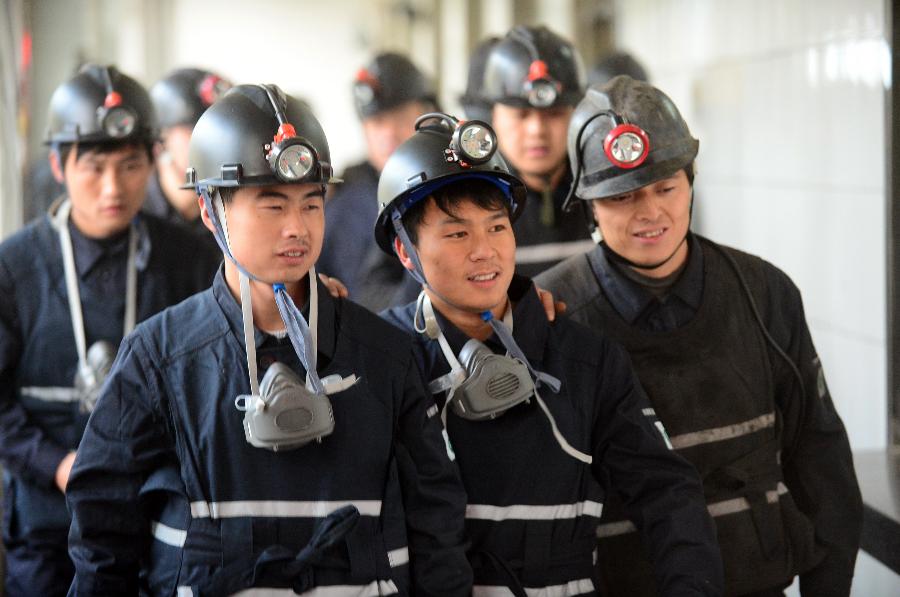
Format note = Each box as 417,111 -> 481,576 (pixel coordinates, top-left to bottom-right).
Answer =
633,227 -> 667,240
467,271 -> 500,286
277,248 -> 309,261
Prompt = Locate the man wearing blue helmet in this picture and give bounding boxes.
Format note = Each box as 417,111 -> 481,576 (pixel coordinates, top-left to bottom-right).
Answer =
0,64 -> 220,597
65,84 -> 471,595
375,112 -> 723,596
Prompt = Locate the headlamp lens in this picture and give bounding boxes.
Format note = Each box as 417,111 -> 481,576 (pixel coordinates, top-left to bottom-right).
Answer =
527,80 -> 558,108
276,143 -> 314,180
603,123 -> 651,169
102,107 -> 137,138
458,123 -> 495,162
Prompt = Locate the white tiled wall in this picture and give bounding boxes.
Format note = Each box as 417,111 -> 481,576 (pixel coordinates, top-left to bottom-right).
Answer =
614,0 -> 890,452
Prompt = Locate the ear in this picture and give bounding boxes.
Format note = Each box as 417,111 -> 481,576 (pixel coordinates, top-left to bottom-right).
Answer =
48,149 -> 65,183
393,236 -> 416,272
198,194 -> 217,234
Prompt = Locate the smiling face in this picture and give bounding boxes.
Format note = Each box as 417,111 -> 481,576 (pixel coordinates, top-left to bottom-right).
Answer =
213,183 -> 325,285
491,103 -> 572,188
395,189 -> 516,324
61,143 -> 152,238
591,169 -> 693,278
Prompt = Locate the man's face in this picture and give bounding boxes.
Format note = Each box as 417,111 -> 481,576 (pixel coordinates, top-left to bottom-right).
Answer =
216,183 -> 325,284
362,100 -> 430,172
62,144 -> 152,238
591,170 -> 693,278
491,103 -> 573,180
399,196 -> 516,318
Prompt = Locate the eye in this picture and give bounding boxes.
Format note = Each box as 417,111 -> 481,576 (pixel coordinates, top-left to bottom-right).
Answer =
489,223 -> 508,233
659,185 -> 676,194
607,193 -> 632,203
445,230 -> 467,239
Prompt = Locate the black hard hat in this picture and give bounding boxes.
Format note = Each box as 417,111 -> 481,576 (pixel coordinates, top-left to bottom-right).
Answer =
588,51 -> 649,87
45,64 -> 157,145
151,68 -> 232,129
469,25 -> 585,110
460,36 -> 501,122
567,75 -> 698,203
374,113 -> 526,255
185,84 -> 337,190
353,53 -> 437,119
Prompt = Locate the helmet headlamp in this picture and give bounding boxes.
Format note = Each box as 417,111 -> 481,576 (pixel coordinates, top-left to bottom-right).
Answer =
262,88 -> 325,183
198,74 -> 229,106
96,91 -> 137,138
603,123 -> 650,169
523,59 -> 562,108
451,120 -> 497,164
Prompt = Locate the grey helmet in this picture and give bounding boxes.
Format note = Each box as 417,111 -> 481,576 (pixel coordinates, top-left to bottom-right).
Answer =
45,64 -> 158,146
374,112 -> 526,255
468,25 -> 585,111
184,84 -> 337,190
564,75 -> 698,208
151,68 -> 232,130
353,53 -> 437,120
588,52 -> 649,87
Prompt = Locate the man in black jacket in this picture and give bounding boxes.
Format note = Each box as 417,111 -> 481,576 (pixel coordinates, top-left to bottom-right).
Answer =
536,75 -> 862,596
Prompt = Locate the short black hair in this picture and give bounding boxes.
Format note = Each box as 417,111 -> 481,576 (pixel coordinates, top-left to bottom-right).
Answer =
684,161 -> 695,185
400,178 -> 511,246
57,139 -> 154,169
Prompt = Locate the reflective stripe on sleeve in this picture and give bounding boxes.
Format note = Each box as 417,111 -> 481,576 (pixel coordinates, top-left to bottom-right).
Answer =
596,482 -> 790,538
668,412 -> 776,449
474,577 -> 595,596
151,520 -> 187,547
466,500 -> 603,521
190,500 -> 383,519
178,580 -> 400,597
387,547 -> 409,568
19,386 -> 80,402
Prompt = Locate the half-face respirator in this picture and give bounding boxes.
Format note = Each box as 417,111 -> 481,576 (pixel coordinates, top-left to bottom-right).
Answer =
447,338 -> 535,421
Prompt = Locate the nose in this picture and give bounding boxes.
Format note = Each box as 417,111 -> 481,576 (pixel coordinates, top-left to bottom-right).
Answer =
633,191 -> 663,221
468,229 -> 496,261
282,203 -> 310,239
100,165 -> 122,199
523,112 -> 548,136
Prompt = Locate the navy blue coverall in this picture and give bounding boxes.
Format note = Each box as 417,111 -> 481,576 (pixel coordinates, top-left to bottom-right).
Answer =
0,209 -> 220,596
381,275 -> 723,596
65,271 -> 472,596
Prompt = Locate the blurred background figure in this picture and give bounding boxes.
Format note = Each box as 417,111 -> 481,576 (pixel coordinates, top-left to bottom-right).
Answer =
588,50 -> 649,87
318,52 -> 438,311
147,67 -> 231,244
464,25 -> 594,277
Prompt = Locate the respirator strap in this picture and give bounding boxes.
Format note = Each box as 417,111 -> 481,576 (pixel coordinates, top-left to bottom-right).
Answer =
392,211 -> 426,286
53,198 -> 139,377
491,309 -> 591,464
416,293 -> 467,396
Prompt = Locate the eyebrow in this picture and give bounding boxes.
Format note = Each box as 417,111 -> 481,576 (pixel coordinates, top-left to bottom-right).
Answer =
436,210 -> 508,226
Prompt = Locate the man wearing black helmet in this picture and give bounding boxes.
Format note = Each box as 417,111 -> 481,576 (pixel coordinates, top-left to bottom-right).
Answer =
0,64 -> 220,597
536,76 -> 862,596
147,67 -> 231,243
375,112 -> 722,596
463,25 -> 594,278
317,53 -> 438,311
65,83 -> 472,596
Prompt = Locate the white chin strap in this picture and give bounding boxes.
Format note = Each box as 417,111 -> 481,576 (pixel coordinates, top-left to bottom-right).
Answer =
414,291 -> 592,465
53,198 -> 137,381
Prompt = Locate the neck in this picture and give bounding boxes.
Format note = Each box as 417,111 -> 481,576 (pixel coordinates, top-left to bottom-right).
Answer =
520,161 -> 567,193
426,288 -> 509,342
223,261 -> 309,331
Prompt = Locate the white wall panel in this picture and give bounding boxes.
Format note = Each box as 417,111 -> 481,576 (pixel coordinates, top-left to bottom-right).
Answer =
613,0 -> 889,453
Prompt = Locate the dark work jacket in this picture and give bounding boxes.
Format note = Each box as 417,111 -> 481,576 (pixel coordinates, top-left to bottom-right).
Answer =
508,166 -> 594,279
65,271 -> 472,596
0,208 -> 220,541
318,161 -> 419,312
381,276 -> 722,597
143,173 -> 219,254
535,236 -> 863,597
